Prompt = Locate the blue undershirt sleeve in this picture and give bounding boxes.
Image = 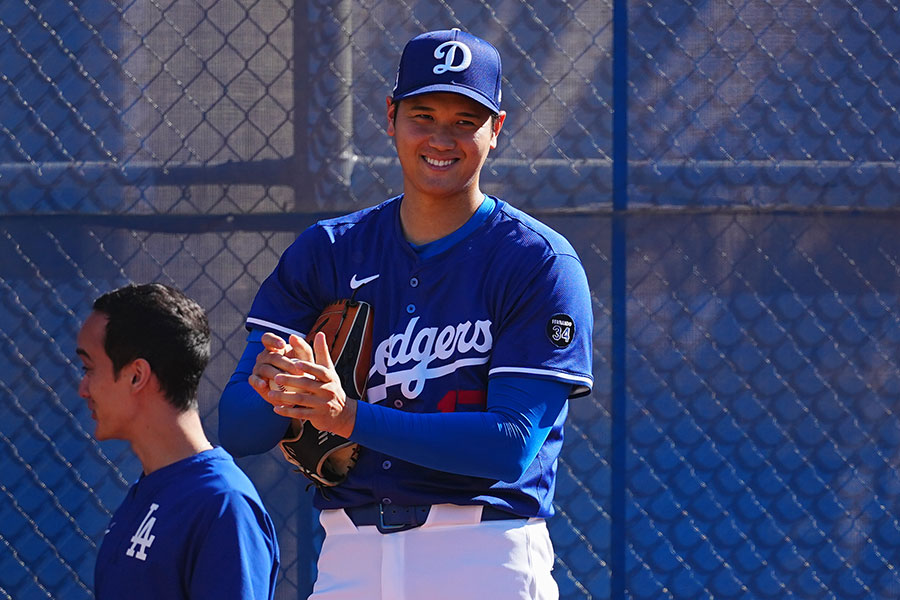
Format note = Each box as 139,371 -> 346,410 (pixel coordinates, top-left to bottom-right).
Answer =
218,333 -> 292,457
351,376 -> 570,482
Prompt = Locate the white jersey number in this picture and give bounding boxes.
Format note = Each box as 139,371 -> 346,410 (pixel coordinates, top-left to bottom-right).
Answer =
551,324 -> 571,345
126,503 -> 159,561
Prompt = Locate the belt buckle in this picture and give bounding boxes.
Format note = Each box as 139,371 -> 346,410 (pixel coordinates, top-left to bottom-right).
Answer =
378,504 -> 410,533
377,504 -> 430,534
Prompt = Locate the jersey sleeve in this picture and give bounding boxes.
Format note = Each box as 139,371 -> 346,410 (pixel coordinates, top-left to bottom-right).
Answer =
246,224 -> 332,338
489,253 -> 594,397
188,491 -> 279,600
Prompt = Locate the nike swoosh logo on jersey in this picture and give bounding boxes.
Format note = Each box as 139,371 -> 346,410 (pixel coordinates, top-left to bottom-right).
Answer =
350,273 -> 380,290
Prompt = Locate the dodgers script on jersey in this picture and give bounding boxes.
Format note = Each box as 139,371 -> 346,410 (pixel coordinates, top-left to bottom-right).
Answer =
94,448 -> 279,600
247,196 -> 593,516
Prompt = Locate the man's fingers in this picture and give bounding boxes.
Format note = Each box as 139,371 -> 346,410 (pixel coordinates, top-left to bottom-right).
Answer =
288,333 -> 314,362
255,345 -> 303,375
249,374 -> 266,393
273,370 -> 330,393
264,384 -> 306,407
249,374 -> 276,400
313,331 -> 335,369
260,332 -> 287,351
256,332 -> 300,374
254,359 -> 295,386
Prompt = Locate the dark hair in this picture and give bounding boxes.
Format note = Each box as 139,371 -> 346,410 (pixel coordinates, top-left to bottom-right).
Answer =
92,283 -> 211,412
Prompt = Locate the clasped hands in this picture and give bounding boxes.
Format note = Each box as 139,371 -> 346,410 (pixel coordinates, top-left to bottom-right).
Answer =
249,331 -> 356,438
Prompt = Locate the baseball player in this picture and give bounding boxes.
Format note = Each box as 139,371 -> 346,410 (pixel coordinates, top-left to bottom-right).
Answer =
219,28 -> 593,600
77,284 -> 279,599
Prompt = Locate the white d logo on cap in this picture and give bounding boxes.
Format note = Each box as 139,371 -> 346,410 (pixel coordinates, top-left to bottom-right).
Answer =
433,41 -> 472,74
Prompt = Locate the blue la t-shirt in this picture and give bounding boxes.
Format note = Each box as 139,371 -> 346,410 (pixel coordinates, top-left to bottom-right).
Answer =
94,447 -> 279,600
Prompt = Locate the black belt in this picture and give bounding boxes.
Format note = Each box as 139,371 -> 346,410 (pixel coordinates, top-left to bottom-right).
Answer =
343,503 -> 525,534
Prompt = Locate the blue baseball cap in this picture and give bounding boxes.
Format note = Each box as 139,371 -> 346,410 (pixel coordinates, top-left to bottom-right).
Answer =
392,28 -> 502,114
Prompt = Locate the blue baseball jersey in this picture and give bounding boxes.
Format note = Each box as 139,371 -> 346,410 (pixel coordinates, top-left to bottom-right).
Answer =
94,447 -> 279,600
247,196 -> 593,516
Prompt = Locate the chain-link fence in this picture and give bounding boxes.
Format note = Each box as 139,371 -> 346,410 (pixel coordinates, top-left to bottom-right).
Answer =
2,1 -> 899,599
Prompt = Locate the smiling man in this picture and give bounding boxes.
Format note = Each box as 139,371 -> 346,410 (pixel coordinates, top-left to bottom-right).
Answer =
388,90 -> 505,244
219,29 -> 593,599
77,283 -> 279,600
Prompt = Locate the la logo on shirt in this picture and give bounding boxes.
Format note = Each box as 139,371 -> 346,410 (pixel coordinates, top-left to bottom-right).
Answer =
126,503 -> 159,561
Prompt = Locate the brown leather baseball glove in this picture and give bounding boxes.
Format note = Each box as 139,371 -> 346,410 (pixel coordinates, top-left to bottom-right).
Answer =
278,299 -> 373,487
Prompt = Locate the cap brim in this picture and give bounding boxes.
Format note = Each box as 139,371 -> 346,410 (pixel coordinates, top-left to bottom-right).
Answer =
393,84 -> 500,114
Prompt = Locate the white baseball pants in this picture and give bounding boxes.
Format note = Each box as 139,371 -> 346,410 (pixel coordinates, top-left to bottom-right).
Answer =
308,503 -> 559,600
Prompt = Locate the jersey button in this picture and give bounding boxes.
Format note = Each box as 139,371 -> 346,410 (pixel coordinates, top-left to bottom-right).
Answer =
409,277 -> 419,288
381,497 -> 392,505
406,303 -> 416,314
382,460 -> 392,470
393,399 -> 404,408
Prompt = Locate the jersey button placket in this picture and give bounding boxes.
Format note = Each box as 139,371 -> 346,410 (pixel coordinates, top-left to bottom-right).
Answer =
405,274 -> 419,314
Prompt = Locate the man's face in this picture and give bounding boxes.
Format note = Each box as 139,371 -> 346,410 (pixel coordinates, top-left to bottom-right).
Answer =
76,312 -> 135,441
387,92 -> 505,203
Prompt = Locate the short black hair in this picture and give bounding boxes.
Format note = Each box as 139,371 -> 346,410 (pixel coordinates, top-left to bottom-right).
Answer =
92,283 -> 210,412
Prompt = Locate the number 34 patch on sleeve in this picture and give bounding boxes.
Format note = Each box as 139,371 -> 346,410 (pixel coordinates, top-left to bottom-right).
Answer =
547,314 -> 575,348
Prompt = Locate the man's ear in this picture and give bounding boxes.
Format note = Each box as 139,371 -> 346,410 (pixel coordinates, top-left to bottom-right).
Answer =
490,111 -> 506,149
127,358 -> 153,392
386,96 -> 397,137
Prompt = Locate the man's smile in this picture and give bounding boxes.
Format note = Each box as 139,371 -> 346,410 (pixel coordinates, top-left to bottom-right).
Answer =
423,156 -> 457,168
